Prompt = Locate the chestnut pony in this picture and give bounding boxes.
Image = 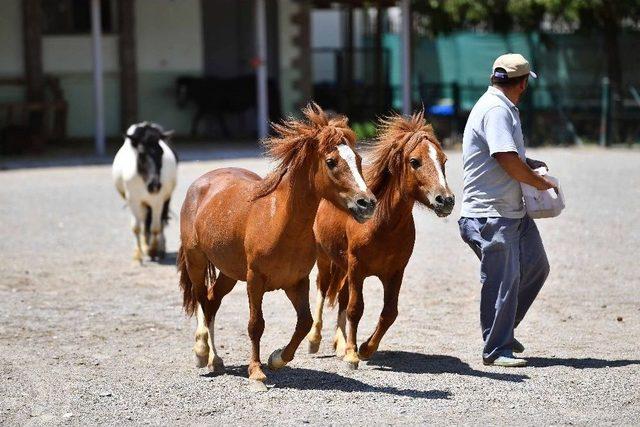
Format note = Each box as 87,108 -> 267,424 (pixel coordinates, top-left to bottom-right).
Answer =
307,112 -> 454,368
178,104 -> 376,387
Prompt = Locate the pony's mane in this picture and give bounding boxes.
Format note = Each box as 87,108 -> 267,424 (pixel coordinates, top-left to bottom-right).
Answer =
365,111 -> 438,222
253,103 -> 356,199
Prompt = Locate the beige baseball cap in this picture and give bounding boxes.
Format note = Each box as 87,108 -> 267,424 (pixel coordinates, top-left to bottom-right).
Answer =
491,53 -> 537,80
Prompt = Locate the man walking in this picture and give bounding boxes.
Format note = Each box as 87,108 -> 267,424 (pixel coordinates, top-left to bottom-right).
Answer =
459,53 -> 557,367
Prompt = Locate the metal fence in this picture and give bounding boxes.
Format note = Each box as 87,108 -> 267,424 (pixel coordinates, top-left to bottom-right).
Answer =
310,44 -> 640,145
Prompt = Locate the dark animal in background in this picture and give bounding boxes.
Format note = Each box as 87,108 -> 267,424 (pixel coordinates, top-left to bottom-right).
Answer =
176,75 -> 282,138
112,122 -> 178,262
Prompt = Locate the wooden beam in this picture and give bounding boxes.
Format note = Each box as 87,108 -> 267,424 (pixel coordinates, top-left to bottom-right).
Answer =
23,0 -> 44,102
118,0 -> 138,128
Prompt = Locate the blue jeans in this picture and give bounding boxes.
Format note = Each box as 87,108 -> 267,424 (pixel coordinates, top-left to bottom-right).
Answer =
458,215 -> 550,362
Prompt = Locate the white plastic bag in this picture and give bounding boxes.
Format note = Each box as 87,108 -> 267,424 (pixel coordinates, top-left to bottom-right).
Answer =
521,167 -> 565,219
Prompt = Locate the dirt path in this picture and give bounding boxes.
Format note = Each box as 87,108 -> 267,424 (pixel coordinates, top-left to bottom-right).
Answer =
1,148 -> 638,425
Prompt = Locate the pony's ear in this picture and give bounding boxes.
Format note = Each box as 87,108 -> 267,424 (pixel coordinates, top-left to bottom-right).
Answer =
162,130 -> 175,140
126,133 -> 140,148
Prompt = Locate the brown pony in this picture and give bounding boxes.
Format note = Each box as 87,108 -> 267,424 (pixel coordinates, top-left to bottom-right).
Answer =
307,111 -> 454,368
178,103 -> 376,388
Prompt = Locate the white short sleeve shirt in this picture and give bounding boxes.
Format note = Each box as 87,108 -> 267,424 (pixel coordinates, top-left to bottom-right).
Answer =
460,86 -> 527,219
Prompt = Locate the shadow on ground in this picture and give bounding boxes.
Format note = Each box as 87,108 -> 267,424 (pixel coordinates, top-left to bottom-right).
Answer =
156,252 -> 178,266
367,351 -> 529,383
203,365 -> 451,399
525,357 -> 640,369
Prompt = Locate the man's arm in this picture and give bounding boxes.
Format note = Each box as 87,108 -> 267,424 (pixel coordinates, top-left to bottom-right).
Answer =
494,152 -> 556,190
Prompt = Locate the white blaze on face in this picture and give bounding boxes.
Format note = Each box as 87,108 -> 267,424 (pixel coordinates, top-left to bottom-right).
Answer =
337,144 -> 367,192
428,144 -> 447,187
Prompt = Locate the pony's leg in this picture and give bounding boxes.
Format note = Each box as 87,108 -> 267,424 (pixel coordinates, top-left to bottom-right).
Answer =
185,249 -> 211,367
203,273 -> 237,373
129,203 -> 145,263
344,268 -> 365,369
193,303 -> 210,368
359,271 -> 403,360
157,228 -> 166,259
307,289 -> 325,353
246,270 -> 267,384
333,281 -> 348,358
268,277 -> 313,370
147,202 -> 164,260
156,198 -> 170,259
307,254 -> 332,353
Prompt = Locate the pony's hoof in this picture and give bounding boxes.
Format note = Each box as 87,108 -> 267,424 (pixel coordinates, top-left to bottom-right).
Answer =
344,360 -> 359,370
343,352 -> 360,370
267,348 -> 287,371
308,340 -> 321,354
248,379 -> 268,392
358,342 -> 375,361
193,341 -> 209,368
248,361 -> 267,382
194,353 -> 208,368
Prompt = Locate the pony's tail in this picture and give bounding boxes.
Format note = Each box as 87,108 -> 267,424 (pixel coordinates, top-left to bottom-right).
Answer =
177,245 -> 197,316
325,263 -> 347,307
177,245 -> 216,317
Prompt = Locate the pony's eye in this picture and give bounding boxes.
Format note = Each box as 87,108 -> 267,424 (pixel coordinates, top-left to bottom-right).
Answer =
409,158 -> 421,169
326,158 -> 337,169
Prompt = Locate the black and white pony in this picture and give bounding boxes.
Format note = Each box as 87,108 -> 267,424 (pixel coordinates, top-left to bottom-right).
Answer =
112,122 -> 178,262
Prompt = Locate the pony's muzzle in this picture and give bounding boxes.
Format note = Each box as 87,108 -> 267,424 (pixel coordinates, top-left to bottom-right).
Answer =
147,180 -> 162,194
434,194 -> 455,216
351,194 -> 377,222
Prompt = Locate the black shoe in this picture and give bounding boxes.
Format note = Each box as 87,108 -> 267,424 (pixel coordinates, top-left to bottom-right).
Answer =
513,338 -> 525,354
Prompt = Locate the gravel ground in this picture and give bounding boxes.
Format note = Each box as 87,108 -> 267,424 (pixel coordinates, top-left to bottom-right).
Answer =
1,147 -> 639,426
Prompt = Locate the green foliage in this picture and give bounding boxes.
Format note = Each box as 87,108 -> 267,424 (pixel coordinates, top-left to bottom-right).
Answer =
411,0 -> 640,34
352,121 -> 377,140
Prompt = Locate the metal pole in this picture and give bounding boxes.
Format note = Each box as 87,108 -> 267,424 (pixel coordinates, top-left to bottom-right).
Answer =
91,0 -> 105,156
599,76 -> 610,147
400,0 -> 411,116
255,0 -> 269,140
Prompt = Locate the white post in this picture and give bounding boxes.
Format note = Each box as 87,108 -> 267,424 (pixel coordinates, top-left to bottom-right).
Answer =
91,0 -> 105,156
400,0 -> 411,116
255,0 -> 269,139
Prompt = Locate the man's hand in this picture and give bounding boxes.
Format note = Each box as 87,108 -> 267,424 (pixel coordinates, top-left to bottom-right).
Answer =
526,158 -> 548,171
494,152 -> 557,191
